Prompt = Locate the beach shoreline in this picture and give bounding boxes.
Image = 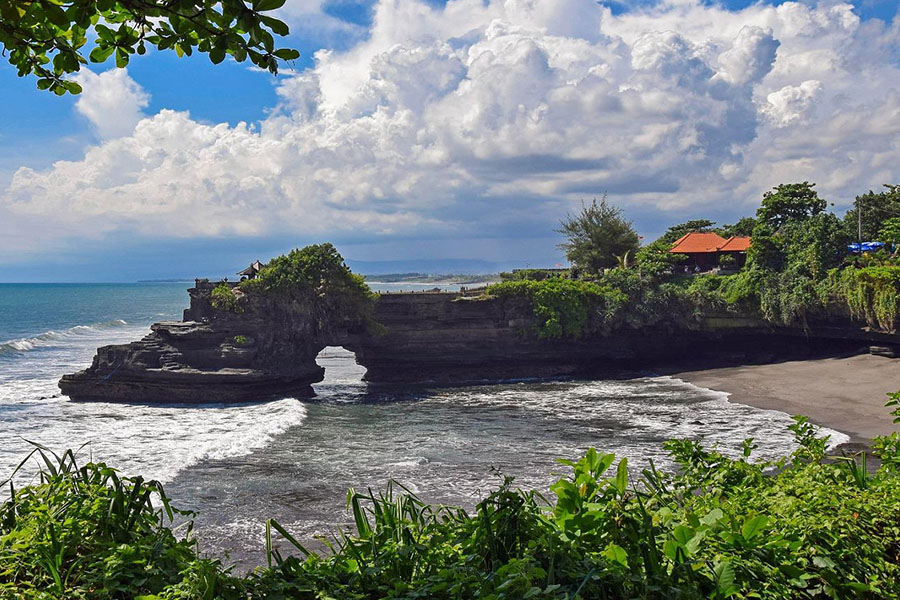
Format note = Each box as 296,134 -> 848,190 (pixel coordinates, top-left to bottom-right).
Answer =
666,353 -> 900,444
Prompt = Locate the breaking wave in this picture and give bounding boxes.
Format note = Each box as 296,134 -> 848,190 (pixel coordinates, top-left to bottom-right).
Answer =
0,320 -> 128,356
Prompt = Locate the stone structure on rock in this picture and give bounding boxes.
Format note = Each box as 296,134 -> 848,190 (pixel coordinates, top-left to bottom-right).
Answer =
59,278 -> 900,403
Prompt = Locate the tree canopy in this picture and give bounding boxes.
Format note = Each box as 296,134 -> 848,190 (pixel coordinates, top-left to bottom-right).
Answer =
0,0 -> 299,95
844,185 -> 900,242
658,219 -> 716,244
719,217 -> 756,238
556,197 -> 641,275
755,182 -> 827,231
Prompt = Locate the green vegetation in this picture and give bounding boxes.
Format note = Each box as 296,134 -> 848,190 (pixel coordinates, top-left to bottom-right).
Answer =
498,269 -> 568,282
5,402 -> 900,599
231,243 -> 376,331
487,278 -> 625,338
843,185 -> 900,243
1,0 -> 298,95
210,283 -> 242,313
233,335 -> 249,346
557,196 -> 641,275
828,267 -> 900,332
0,445 -> 226,599
504,181 -> 900,337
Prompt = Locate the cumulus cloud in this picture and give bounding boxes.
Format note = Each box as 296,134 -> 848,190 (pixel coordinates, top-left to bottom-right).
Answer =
73,68 -> 150,139
5,0 -> 900,249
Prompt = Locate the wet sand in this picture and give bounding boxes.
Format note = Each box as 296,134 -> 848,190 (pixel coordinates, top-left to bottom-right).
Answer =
671,354 -> 900,443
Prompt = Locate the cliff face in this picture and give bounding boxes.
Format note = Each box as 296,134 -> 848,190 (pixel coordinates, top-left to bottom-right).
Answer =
59,282 -> 900,402
59,281 -> 329,402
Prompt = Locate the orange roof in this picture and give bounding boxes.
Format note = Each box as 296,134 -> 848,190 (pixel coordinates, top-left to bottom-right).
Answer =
719,236 -> 751,252
669,232 -> 727,254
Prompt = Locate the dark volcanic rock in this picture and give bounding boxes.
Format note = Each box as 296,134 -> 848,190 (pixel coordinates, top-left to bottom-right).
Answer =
59,282 -> 328,403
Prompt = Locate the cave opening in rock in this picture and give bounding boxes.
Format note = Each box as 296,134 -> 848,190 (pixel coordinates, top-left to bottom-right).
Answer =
313,346 -> 367,392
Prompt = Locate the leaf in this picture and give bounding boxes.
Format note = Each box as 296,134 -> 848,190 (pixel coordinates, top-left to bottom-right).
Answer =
115,47 -> 129,68
603,543 -> 628,567
673,525 -> 695,546
254,0 -> 287,10
741,514 -> 768,541
663,539 -> 680,561
812,556 -> 836,570
615,458 -> 628,495
701,508 -> 724,526
261,15 -> 290,36
779,564 -> 805,578
274,48 -> 300,61
209,47 -> 227,64
714,560 -> 736,595
89,46 -> 115,63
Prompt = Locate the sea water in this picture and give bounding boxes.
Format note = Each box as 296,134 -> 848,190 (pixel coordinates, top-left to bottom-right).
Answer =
0,282 -> 849,567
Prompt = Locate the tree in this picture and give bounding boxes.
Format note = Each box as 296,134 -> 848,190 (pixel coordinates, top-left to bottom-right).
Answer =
658,219 -> 716,244
843,185 -> 900,242
719,217 -> 756,238
879,217 -> 900,257
0,0 -> 298,95
756,182 -> 827,231
556,197 -> 640,275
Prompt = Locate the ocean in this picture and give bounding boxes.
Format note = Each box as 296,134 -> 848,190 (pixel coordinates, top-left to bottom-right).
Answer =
0,282 -> 849,567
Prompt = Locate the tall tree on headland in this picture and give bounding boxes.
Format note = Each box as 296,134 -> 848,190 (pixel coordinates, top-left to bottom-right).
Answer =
557,196 -> 640,275
0,0 -> 298,95
755,182 -> 827,231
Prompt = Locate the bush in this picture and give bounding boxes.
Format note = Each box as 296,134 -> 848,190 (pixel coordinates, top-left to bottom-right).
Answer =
210,283 -> 242,313
718,253 -> 737,269
827,266 -> 900,332
486,278 -> 625,338
0,447 -> 245,599
499,269 -> 567,282
238,243 -> 377,332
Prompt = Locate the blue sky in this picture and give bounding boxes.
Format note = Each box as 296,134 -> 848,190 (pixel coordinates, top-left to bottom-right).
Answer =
1,0 -> 899,281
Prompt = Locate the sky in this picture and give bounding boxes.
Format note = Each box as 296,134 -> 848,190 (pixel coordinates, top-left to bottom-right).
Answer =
1,0 -> 899,281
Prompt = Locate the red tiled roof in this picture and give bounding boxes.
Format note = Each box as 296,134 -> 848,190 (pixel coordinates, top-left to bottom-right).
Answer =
718,236 -> 752,252
669,232 -> 728,254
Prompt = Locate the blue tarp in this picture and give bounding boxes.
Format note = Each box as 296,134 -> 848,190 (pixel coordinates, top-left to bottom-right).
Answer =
847,241 -> 886,252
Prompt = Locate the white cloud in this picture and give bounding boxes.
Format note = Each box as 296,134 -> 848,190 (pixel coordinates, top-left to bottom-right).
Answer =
5,0 -> 900,249
73,69 -> 150,140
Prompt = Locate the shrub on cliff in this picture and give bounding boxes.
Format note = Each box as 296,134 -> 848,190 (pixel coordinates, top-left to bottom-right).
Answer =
237,243 -> 376,330
499,268 -> 567,282
486,278 -> 626,338
826,266 -> 900,332
210,283 -> 243,313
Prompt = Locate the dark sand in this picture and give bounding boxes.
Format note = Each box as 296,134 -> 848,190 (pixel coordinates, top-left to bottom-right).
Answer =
672,354 -> 900,443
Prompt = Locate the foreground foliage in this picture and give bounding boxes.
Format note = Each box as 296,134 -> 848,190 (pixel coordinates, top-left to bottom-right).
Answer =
4,405 -> 900,599
1,0 -> 299,95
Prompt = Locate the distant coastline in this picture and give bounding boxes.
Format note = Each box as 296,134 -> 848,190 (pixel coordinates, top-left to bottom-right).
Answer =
136,278 -> 195,283
363,272 -> 499,285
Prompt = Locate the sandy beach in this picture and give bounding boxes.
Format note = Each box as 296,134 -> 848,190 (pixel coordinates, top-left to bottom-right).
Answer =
671,354 -> 900,443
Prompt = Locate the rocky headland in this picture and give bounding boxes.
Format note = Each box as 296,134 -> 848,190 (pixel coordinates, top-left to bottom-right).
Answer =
59,277 -> 900,403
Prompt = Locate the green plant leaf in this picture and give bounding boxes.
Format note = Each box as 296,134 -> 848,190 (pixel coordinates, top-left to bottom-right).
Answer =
741,514 -> 768,540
